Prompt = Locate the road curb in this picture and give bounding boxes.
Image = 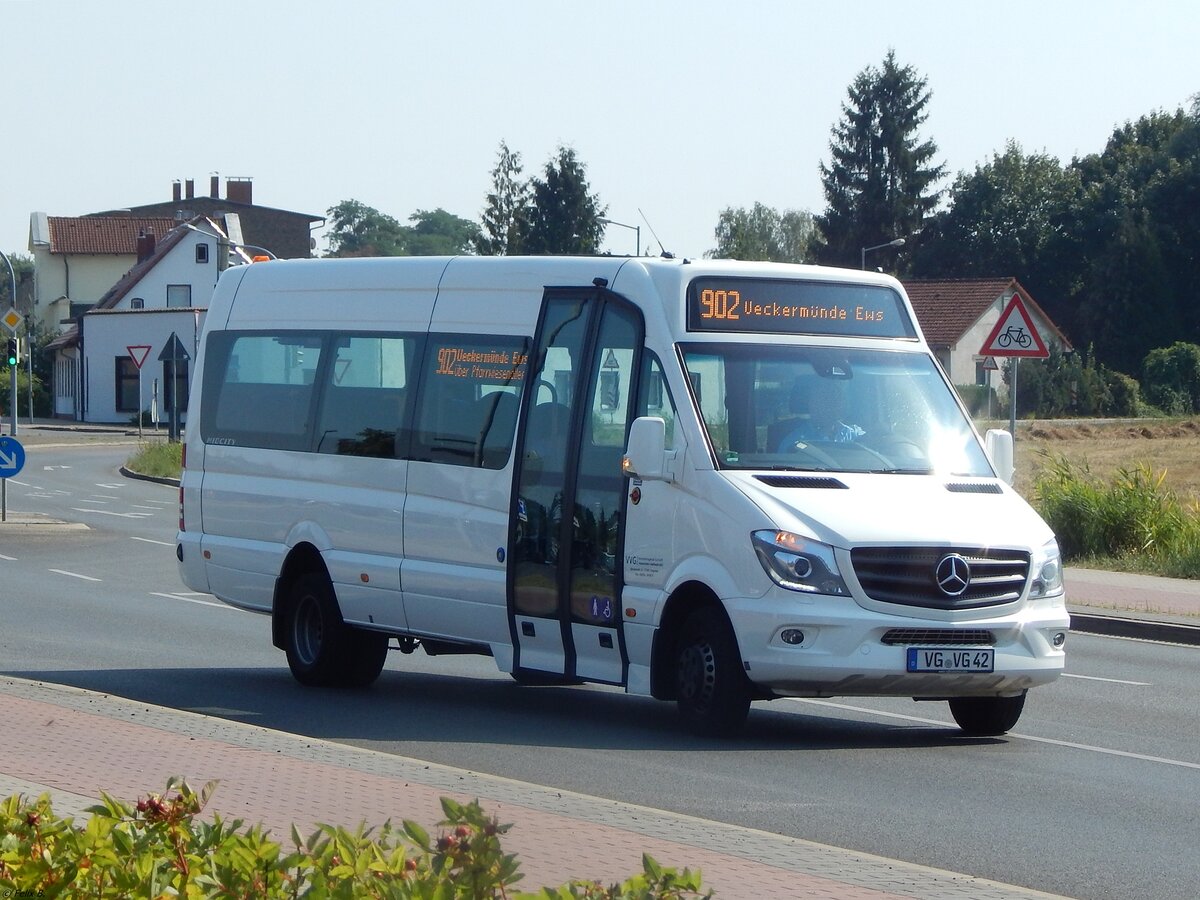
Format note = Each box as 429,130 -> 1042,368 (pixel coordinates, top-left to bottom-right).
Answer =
1069,612 -> 1200,646
119,465 -> 180,488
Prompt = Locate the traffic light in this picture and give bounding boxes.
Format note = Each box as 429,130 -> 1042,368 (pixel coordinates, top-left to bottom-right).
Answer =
5,338 -> 16,367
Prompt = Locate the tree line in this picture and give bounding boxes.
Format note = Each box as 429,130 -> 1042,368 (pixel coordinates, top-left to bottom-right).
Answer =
324,142 -> 605,260
7,50 -> 1193,420
321,50 -> 1198,404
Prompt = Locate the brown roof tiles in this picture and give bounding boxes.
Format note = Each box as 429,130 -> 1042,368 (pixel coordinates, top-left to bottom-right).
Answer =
47,216 -> 179,255
902,277 -> 1072,352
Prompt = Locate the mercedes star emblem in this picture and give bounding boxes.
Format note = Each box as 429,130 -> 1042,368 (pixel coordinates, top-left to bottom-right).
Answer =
935,554 -> 971,597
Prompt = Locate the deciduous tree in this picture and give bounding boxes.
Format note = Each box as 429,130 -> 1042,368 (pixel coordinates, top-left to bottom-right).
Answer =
707,203 -> 816,262
912,142 -> 1081,330
325,200 -> 408,257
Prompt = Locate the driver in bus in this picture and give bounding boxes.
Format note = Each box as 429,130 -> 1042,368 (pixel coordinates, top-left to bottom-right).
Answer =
776,377 -> 865,449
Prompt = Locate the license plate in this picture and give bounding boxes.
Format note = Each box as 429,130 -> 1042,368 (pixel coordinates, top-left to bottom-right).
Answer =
906,647 -> 994,673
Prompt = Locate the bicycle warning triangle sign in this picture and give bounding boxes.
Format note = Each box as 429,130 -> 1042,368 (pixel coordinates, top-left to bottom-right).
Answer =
980,294 -> 1049,358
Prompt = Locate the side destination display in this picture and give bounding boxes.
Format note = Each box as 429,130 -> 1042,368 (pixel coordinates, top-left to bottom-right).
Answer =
686,277 -> 917,339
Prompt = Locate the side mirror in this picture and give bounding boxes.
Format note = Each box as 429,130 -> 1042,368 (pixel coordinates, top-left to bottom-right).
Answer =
985,429 -> 1014,485
622,416 -> 670,482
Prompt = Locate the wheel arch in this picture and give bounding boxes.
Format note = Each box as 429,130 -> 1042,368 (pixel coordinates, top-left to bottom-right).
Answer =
649,580 -> 729,701
271,542 -> 330,650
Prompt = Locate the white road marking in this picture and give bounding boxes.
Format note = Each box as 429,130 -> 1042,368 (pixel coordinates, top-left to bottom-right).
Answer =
149,591 -> 232,610
95,484 -> 124,489
70,508 -> 153,518
131,536 -> 174,547
1062,672 -> 1151,686
49,569 -> 102,582
786,698 -> 1200,770
0,553 -> 16,561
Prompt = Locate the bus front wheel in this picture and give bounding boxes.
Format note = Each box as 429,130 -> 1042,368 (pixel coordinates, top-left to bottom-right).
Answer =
948,691 -> 1026,736
285,571 -> 388,688
675,606 -> 751,737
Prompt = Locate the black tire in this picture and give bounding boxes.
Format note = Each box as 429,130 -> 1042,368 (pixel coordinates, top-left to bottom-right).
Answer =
949,691 -> 1026,736
284,571 -> 388,688
675,606 -> 752,737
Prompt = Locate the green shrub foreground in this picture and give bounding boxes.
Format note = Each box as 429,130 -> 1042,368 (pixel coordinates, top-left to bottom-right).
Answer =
1034,453 -> 1200,579
0,778 -> 711,899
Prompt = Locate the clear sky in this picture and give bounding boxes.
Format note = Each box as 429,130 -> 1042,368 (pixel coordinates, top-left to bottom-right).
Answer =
2,0 -> 1196,262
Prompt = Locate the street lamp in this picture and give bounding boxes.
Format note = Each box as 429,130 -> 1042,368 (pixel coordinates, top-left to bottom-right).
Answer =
181,223 -> 277,262
599,217 -> 640,257
861,237 -> 905,270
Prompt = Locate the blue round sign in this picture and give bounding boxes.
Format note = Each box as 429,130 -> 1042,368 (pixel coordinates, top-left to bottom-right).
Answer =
0,435 -> 26,479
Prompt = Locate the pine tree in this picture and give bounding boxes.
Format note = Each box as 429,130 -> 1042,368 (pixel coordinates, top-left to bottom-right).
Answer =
477,141 -> 530,256
523,146 -> 606,255
816,50 -> 945,271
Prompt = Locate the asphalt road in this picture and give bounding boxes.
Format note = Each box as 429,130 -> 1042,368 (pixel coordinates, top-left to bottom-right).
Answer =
2,443 -> 1198,900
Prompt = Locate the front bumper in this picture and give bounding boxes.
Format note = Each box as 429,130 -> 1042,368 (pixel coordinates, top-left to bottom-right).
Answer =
727,590 -> 1069,698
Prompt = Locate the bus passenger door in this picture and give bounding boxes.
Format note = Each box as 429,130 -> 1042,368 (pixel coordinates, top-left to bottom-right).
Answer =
510,291 -> 641,684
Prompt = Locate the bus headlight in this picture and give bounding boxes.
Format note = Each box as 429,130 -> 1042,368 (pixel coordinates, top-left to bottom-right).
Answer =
752,530 -> 849,596
1029,538 -> 1064,599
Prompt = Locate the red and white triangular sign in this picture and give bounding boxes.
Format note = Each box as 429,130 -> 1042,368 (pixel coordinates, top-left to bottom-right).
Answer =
127,345 -> 153,370
979,295 -> 1049,358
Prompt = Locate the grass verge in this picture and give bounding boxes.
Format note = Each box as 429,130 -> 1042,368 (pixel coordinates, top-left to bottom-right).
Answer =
126,441 -> 183,480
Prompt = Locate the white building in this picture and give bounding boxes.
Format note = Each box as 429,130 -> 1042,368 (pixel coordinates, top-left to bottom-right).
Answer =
45,217 -> 248,422
28,213 -> 179,336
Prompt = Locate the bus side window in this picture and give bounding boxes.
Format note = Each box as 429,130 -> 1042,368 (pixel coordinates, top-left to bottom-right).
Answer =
410,334 -> 530,468
314,334 -> 416,458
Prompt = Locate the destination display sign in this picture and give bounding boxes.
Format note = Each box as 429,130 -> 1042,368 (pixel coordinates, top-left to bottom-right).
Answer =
686,277 -> 916,339
432,339 -> 529,385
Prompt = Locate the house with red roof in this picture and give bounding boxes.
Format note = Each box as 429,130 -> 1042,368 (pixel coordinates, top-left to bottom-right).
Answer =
29,175 -> 320,421
902,277 -> 1072,398
43,217 -> 251,421
29,214 -> 180,333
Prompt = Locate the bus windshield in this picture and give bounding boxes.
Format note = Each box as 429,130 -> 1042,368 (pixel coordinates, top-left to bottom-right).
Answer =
680,344 -> 994,477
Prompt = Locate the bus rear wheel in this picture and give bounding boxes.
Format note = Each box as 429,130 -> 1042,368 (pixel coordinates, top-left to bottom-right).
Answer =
285,571 -> 388,688
675,606 -> 751,737
948,691 -> 1026,736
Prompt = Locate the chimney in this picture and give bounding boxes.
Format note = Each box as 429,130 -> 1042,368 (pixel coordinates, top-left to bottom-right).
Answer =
136,229 -> 156,263
226,177 -> 253,205
172,180 -> 181,202
185,179 -> 195,199
210,175 -> 220,199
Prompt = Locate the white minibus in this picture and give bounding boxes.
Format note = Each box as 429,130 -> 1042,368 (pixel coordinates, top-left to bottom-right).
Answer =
177,255 -> 1068,736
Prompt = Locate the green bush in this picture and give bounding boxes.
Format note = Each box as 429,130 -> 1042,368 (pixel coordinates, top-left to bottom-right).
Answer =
1034,452 -> 1200,578
1142,342 -> 1200,414
0,779 -> 711,898
0,367 -> 51,418
1005,343 -> 1148,418
1100,369 -> 1144,417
